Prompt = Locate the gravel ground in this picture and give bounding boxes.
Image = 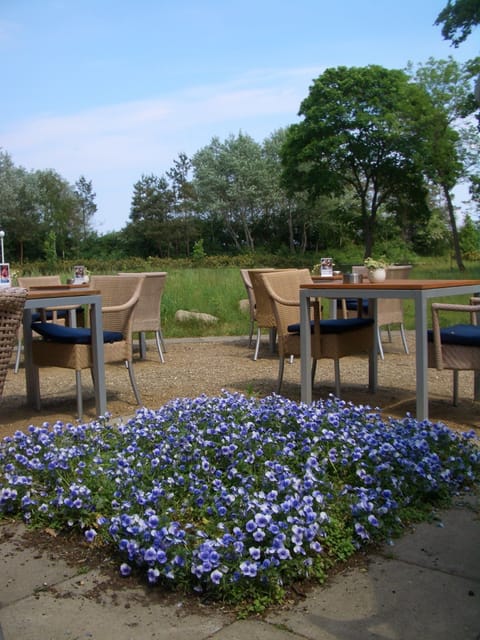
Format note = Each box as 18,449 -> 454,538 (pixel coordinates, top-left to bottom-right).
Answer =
0,332 -> 479,439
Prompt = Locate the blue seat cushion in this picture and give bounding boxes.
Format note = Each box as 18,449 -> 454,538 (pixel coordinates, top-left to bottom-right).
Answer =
427,324 -> 480,347
287,317 -> 374,335
32,322 -> 123,344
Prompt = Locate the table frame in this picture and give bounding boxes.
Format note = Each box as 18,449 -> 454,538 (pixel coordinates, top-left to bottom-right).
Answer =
300,279 -> 480,420
23,289 -> 107,416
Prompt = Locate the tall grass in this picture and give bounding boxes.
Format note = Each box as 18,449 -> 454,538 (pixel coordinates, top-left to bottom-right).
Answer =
160,263 -> 480,337
161,267 -> 250,338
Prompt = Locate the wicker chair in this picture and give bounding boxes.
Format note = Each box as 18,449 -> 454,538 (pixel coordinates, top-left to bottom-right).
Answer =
259,269 -> 374,395
240,269 -> 257,347
344,265 -> 412,359
118,272 -> 167,363
0,288 -> 27,398
31,275 -> 144,418
15,275 -> 74,373
427,297 -> 480,406
248,268 -> 291,360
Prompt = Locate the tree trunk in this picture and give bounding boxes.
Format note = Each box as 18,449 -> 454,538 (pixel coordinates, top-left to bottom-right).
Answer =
287,206 -> 295,253
443,183 -> 465,272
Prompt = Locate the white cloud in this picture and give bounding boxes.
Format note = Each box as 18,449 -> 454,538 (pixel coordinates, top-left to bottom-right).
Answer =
1,66 -> 323,231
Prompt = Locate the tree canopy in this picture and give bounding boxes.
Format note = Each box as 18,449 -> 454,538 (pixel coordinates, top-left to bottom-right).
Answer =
435,0 -> 480,46
280,65 -> 441,257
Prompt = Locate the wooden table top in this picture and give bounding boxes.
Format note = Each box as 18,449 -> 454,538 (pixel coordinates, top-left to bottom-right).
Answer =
26,286 -> 101,300
301,279 -> 480,290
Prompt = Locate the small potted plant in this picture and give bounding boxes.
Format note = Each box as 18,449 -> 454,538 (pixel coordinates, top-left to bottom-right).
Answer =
364,257 -> 388,282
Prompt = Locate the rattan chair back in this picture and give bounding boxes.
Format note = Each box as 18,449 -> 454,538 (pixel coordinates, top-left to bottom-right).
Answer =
240,269 -> 262,348
247,268 -> 292,360
18,275 -> 62,288
350,264 -> 412,358
0,288 -> 27,397
118,271 -> 167,362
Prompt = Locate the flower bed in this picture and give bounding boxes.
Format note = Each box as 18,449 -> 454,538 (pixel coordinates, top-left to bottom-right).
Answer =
1,392 -> 479,608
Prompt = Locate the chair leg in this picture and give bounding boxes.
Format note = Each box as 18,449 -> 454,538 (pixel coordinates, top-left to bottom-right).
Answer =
14,337 -> 22,373
138,332 -> 147,359
377,326 -> 385,360
154,331 -> 165,363
75,370 -> 83,420
269,328 -> 277,354
158,329 -> 167,353
276,357 -> 285,393
453,370 -> 459,406
248,320 -> 254,348
125,360 -> 142,405
253,328 -> 262,361
311,359 -> 317,386
334,359 -> 341,397
399,323 -> 409,355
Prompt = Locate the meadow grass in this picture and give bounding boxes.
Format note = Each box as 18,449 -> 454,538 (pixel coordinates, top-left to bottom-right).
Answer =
161,267 -> 249,338
160,262 -> 480,338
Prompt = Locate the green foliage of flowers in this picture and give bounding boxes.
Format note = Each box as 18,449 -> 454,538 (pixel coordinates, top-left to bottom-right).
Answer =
1,392 -> 479,609
364,256 -> 388,270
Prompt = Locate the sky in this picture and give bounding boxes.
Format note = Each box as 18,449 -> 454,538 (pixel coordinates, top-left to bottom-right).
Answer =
1,1 -> 478,234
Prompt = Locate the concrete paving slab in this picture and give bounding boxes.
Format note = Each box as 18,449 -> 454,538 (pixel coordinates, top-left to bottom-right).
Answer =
0,591 -> 229,640
267,557 -> 480,640
0,522 -> 232,640
0,522 -> 79,606
267,495 -> 480,640
210,619 -> 306,639
382,494 -> 480,580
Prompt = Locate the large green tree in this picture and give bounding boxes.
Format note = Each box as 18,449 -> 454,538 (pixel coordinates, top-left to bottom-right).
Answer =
35,169 -> 82,259
435,0 -> 480,46
74,176 -> 97,241
167,152 -> 199,257
0,151 -> 40,262
281,65 -> 436,258
192,133 -> 269,252
126,173 -> 174,257
408,57 -> 480,270
0,150 -> 98,262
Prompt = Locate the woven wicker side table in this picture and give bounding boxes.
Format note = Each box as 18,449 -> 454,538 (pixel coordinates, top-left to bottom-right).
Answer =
0,287 -> 27,398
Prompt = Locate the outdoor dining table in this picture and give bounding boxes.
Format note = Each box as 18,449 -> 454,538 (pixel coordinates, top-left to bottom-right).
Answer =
23,286 -> 107,416
299,279 -> 480,421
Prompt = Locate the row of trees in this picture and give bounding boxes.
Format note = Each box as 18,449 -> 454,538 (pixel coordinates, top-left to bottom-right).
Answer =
0,151 -> 97,263
115,57 -> 480,269
1,57 -> 479,267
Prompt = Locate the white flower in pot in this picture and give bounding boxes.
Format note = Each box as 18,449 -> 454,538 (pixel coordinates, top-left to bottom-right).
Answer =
364,257 -> 388,282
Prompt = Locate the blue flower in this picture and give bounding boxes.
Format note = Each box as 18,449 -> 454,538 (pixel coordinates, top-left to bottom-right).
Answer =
210,569 -> 223,584
84,528 -> 97,543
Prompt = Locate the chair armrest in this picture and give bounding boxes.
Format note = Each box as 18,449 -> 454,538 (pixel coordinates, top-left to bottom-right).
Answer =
266,290 -> 300,308
431,302 -> 480,325
431,302 -> 480,369
102,302 -> 135,315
